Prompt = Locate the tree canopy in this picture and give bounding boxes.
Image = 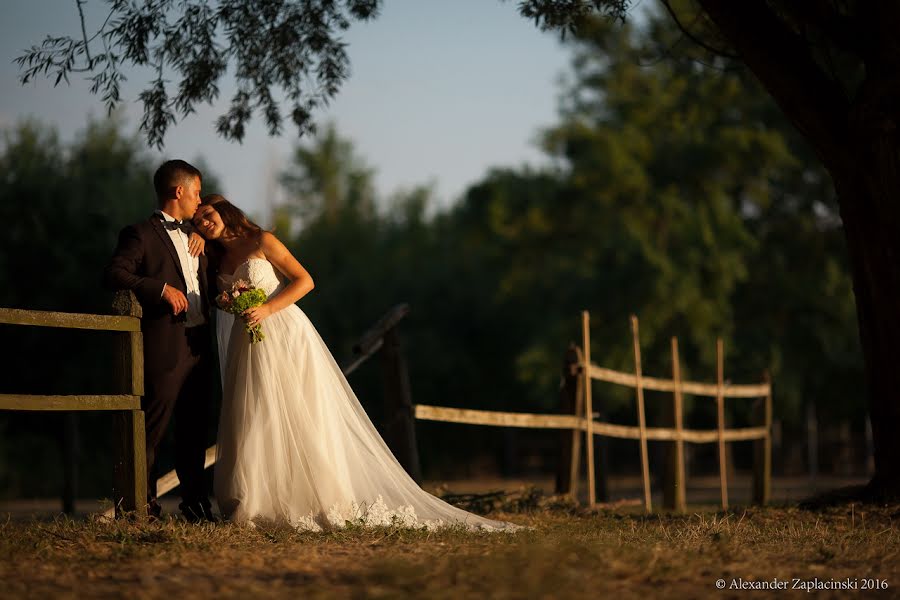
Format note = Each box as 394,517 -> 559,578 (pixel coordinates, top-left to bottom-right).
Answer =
15,1 -> 636,148
17,0 -> 382,147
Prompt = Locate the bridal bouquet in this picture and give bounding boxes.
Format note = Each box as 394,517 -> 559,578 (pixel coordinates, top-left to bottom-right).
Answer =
217,279 -> 268,344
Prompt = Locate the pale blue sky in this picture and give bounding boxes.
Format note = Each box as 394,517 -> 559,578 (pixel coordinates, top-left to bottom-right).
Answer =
1,0 -> 573,223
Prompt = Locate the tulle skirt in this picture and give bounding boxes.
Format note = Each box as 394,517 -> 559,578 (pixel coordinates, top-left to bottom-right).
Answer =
213,306 -> 521,532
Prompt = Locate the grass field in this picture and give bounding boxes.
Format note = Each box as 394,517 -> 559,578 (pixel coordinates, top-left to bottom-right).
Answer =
2,491 -> 899,599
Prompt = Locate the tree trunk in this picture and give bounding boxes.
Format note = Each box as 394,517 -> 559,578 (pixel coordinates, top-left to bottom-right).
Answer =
696,0 -> 900,500
833,159 -> 900,498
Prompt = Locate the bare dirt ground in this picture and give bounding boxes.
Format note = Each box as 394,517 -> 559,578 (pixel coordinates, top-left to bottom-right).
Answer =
2,478 -> 898,599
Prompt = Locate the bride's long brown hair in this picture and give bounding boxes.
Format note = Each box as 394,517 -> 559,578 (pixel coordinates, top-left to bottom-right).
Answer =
201,194 -> 263,240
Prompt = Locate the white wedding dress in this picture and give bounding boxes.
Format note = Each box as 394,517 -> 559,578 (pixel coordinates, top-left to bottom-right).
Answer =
213,257 -> 521,532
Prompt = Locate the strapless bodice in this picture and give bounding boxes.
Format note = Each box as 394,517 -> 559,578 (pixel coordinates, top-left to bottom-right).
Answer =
218,257 -> 284,297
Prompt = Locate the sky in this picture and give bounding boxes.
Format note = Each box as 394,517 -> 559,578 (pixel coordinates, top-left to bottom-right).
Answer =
1,0 -> 573,224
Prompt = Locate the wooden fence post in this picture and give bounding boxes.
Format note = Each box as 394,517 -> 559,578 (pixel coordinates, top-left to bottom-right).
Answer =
593,407 -> 610,503
556,344 -> 582,496
630,316 -> 652,513
381,326 -> 422,484
752,371 -> 772,505
663,337 -> 687,513
581,311 -> 596,506
112,291 -> 147,518
715,338 -> 728,510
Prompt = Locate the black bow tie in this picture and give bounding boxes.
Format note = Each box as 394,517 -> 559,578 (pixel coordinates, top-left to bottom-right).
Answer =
159,217 -> 193,234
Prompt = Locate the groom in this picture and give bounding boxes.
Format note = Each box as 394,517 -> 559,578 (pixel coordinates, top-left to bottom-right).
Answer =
104,159 -> 217,523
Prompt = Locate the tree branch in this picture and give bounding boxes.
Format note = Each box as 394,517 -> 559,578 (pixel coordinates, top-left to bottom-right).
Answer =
659,0 -> 739,60
75,0 -> 93,64
695,0 -> 851,169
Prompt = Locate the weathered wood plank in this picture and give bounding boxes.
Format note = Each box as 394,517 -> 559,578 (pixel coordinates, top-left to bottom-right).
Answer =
112,330 -> 145,397
0,394 -> 141,411
0,307 -> 140,332
588,365 -> 769,398
667,336 -> 687,513
596,422 -> 768,442
112,410 -> 147,519
415,405 -> 584,429
341,338 -> 382,376
716,339 -> 729,510
413,404 -> 768,443
582,311 -> 596,506
129,331 -> 144,396
652,425 -> 769,443
156,445 -> 218,499
630,315 -> 652,513
352,304 -> 410,355
109,292 -> 147,519
113,291 -> 144,397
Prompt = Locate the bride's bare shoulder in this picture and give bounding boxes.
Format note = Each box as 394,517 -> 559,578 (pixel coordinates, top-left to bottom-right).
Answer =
259,231 -> 289,254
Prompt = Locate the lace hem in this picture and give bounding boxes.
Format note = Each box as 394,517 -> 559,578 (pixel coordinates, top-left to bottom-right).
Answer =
231,495 -> 520,533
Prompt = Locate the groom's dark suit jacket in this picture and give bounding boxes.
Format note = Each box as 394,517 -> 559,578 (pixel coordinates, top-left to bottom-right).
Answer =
103,213 -> 220,506
103,214 -> 215,375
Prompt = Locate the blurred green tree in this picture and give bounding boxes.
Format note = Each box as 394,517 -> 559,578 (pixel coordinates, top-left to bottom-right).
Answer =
520,0 -> 900,498
0,117 -> 222,499
544,15 -> 861,429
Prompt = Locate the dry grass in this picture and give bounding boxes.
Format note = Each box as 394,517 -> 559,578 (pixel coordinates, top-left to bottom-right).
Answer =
2,495 -> 900,599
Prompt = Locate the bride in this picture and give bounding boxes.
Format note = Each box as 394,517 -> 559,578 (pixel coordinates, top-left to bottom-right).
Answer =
192,195 -> 521,532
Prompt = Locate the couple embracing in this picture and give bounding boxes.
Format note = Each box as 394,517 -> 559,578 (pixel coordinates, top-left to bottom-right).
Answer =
104,160 -> 519,532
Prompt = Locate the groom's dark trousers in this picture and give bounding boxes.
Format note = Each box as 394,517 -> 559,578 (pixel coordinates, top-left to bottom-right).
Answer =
103,214 -> 216,508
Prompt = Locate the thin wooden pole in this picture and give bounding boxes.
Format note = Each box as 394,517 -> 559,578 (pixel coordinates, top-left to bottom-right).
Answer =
671,337 -> 687,513
631,315 -> 652,513
581,311 -> 596,506
716,338 -> 728,510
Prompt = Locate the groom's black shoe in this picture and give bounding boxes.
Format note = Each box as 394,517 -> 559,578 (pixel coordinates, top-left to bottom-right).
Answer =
147,499 -> 163,522
179,500 -> 219,524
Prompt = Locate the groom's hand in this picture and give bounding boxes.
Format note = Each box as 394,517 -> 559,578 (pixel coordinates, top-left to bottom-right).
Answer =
162,285 -> 189,315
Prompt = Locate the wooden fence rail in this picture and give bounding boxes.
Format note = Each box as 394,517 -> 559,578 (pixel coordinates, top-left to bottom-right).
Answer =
413,312 -> 772,512
414,405 -> 768,442
0,292 -> 147,518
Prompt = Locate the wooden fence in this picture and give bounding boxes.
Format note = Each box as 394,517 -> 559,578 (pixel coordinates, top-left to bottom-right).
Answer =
1,297 -> 769,516
0,291 -> 147,517
415,312 -> 772,512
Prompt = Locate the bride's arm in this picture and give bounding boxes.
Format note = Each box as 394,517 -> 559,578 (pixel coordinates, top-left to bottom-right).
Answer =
242,232 -> 314,326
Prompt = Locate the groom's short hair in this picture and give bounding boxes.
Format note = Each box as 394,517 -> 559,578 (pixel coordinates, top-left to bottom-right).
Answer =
154,160 -> 202,203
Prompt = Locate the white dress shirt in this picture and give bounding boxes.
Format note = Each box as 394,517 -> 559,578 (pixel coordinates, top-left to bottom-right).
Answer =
156,210 -> 206,327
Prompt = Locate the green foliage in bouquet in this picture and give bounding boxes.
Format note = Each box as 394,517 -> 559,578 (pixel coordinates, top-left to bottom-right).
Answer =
232,288 -> 267,314
217,282 -> 269,344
